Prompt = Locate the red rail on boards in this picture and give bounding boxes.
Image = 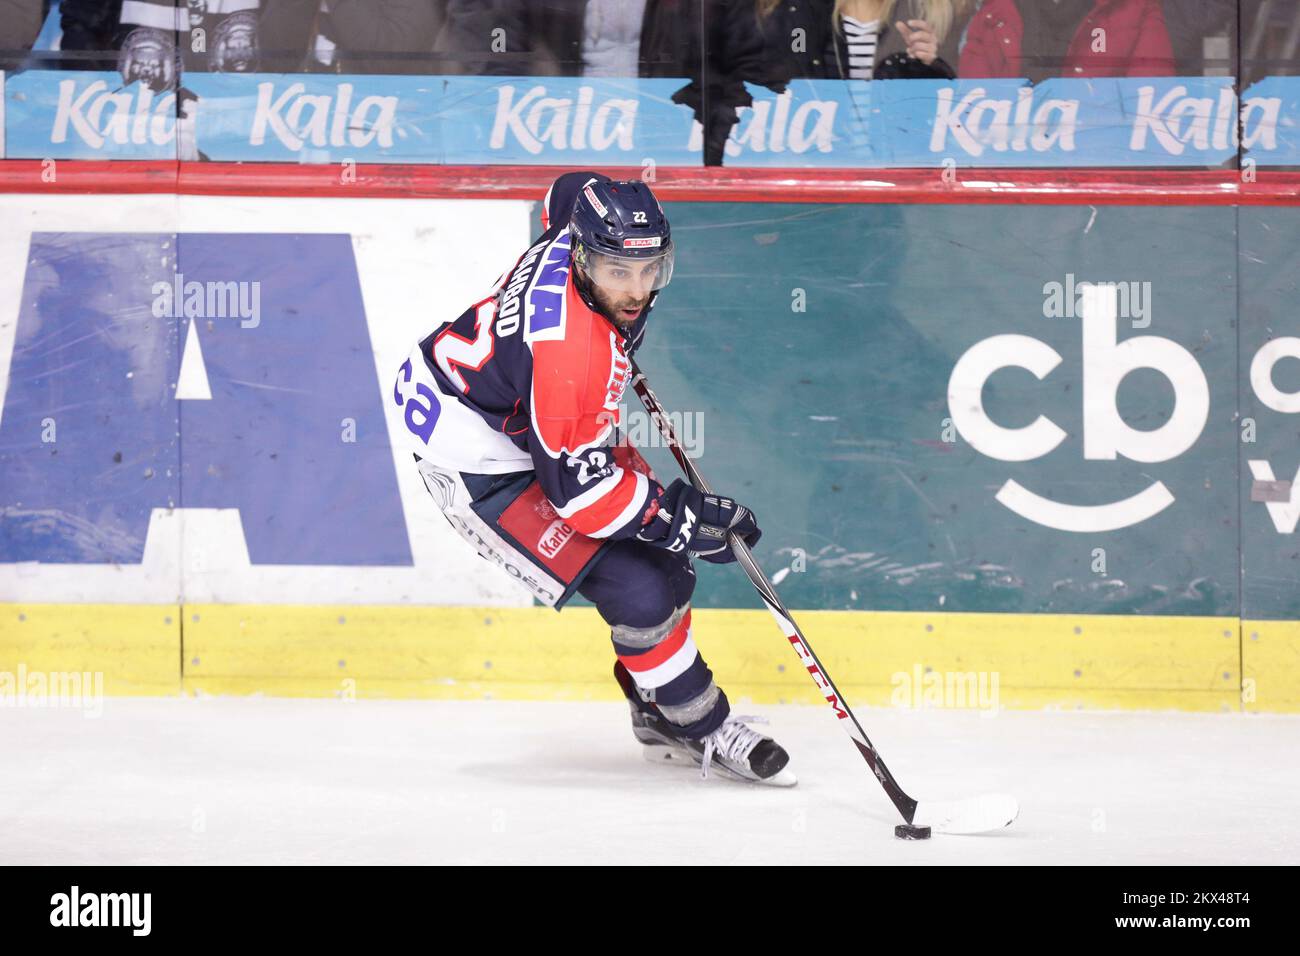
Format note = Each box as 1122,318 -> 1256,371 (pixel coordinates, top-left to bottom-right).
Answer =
0,160 -> 1298,205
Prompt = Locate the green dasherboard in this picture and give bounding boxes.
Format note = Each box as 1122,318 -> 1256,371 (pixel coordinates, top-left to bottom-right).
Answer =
1239,208 -> 1300,622
628,202 -> 1254,616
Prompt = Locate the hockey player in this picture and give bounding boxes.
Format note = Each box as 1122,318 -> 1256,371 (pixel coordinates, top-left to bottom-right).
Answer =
394,172 -> 794,786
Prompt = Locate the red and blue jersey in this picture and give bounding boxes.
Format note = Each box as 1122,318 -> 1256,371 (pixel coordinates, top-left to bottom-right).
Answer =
395,171 -> 661,541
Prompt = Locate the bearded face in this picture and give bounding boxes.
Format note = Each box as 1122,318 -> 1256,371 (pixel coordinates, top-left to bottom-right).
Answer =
581,255 -> 664,329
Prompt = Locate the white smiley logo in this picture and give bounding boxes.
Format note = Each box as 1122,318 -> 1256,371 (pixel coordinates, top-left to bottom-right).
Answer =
948,283 -> 1209,532
950,283 -> 1300,533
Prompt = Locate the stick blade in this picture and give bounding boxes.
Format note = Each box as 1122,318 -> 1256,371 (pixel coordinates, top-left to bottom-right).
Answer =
912,792 -> 1020,835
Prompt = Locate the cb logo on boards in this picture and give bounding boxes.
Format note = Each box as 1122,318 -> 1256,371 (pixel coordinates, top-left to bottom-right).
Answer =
948,283 -> 1300,533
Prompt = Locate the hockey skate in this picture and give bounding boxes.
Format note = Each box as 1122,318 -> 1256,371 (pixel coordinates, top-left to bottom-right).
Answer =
613,662 -> 796,787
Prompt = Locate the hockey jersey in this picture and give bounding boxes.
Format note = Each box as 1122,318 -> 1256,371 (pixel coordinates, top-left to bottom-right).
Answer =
394,172 -> 662,541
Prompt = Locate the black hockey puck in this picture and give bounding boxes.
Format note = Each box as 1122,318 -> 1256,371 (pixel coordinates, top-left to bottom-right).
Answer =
894,824 -> 932,840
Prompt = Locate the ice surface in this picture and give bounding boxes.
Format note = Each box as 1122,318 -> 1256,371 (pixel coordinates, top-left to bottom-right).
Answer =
0,697 -> 1295,865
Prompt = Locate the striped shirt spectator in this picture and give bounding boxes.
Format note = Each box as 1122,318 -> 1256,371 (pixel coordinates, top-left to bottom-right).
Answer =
840,14 -> 879,78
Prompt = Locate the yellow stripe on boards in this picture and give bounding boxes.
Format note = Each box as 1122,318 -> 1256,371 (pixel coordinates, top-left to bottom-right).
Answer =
1242,619 -> 1300,713
0,603 -> 180,696
0,603 -> 1273,711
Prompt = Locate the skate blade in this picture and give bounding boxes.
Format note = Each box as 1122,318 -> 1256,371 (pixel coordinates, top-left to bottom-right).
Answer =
641,744 -> 693,766
641,745 -> 798,787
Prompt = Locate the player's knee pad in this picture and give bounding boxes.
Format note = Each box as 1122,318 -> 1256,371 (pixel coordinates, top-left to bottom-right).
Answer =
610,604 -> 728,737
600,564 -> 679,629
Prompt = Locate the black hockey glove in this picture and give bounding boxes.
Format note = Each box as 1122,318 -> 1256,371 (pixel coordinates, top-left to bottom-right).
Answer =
637,478 -> 761,564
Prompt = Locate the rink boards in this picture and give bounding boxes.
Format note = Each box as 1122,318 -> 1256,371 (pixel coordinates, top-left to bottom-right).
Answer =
0,193 -> 1296,711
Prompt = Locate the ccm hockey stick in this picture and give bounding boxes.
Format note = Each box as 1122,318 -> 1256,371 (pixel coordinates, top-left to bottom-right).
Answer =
629,360 -> 1018,835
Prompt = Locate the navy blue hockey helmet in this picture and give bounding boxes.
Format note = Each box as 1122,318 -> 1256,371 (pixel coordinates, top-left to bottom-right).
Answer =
569,179 -> 675,294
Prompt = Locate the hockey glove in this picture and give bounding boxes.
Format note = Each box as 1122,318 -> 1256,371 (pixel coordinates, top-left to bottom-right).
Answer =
637,478 -> 761,564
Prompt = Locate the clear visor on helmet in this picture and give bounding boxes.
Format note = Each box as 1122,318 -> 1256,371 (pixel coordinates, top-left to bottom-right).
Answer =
576,242 -> 675,297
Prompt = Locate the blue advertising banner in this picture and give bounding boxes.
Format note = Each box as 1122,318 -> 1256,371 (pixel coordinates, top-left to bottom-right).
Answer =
183,74 -> 699,165
1239,76 -> 1300,168
2,70 -> 1298,167
4,71 -> 182,160
2,71 -> 699,165
727,76 -> 1258,167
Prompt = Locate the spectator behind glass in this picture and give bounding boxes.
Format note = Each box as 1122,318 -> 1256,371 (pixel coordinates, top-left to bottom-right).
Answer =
959,0 -> 1175,81
58,0 -> 124,71
757,0 -> 971,84
438,0 -> 771,166
58,1 -> 263,87
259,0 -> 443,74
1161,0 -> 1234,76
1241,0 -> 1300,86
0,0 -> 47,72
